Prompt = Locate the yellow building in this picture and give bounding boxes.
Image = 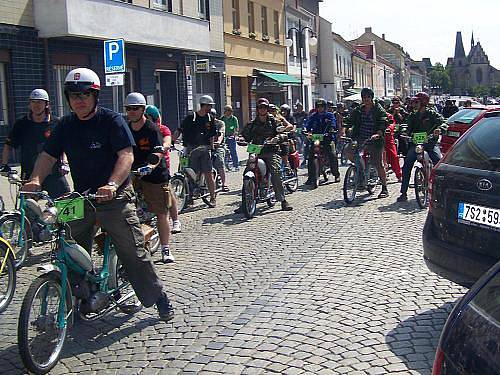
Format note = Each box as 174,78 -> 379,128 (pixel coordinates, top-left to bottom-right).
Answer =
224,0 -> 297,125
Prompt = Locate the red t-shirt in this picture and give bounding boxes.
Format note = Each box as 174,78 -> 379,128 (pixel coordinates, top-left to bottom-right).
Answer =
158,124 -> 171,171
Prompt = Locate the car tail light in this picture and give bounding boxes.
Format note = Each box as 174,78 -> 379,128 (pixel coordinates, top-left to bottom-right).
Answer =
432,347 -> 445,375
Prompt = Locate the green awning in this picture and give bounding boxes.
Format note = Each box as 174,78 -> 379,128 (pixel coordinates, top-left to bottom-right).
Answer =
259,71 -> 300,84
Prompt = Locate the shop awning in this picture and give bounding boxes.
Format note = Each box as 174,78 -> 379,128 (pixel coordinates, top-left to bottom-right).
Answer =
259,71 -> 300,85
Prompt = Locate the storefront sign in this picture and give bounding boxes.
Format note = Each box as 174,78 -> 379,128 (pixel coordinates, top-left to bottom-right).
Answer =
195,59 -> 209,73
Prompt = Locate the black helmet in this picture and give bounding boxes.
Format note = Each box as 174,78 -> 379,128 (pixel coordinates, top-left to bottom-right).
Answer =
327,100 -> 334,107
361,87 -> 374,99
315,98 -> 327,108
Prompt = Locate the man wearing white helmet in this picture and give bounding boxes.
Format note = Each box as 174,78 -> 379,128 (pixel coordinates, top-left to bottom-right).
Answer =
174,95 -> 218,207
1,89 -> 70,199
23,68 -> 174,321
125,92 -> 175,264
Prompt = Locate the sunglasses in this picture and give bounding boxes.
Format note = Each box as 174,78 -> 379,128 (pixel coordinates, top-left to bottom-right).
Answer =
68,91 -> 92,100
257,105 -> 268,109
125,106 -> 143,112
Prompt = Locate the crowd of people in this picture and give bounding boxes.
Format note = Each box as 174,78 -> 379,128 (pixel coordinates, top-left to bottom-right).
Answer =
0,66 -> 447,322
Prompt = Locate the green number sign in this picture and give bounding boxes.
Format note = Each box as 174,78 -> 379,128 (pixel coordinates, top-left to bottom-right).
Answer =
247,144 -> 263,154
180,156 -> 189,168
311,134 -> 324,142
412,132 -> 428,144
55,198 -> 85,223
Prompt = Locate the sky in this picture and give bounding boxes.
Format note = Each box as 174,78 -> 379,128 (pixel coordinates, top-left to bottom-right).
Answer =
319,0 -> 500,68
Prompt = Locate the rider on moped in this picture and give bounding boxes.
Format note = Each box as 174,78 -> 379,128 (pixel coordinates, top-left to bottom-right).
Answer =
397,92 -> 444,202
304,98 -> 340,184
236,98 -> 293,212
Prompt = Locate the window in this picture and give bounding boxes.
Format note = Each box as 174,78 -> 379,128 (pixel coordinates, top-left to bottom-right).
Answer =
53,65 -> 77,117
273,10 -> 279,41
248,1 -> 255,34
199,0 -> 209,20
0,63 -> 8,126
444,117 -> 500,172
152,0 -> 172,12
476,68 -> 483,84
447,109 -> 483,125
261,6 -> 268,36
232,0 -> 240,30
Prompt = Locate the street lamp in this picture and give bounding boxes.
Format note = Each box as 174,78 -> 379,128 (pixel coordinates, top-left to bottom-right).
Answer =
285,19 -> 317,107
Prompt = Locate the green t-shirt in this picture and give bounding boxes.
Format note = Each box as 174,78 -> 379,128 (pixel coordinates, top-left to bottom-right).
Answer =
223,115 -> 239,136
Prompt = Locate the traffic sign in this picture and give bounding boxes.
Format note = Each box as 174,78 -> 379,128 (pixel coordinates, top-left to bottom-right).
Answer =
105,73 -> 124,87
104,39 -> 126,74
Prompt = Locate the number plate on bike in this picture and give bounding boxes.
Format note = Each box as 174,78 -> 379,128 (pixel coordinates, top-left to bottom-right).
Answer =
412,132 -> 428,144
311,134 -> 324,141
458,202 -> 500,231
247,144 -> 263,154
55,198 -> 85,223
179,156 -> 189,168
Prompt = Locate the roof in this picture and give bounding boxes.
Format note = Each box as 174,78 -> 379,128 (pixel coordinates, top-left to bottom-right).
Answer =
354,45 -> 374,59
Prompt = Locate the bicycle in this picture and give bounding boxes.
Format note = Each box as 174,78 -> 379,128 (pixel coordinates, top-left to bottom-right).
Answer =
17,191 -> 142,374
343,137 -> 380,205
0,232 -> 16,314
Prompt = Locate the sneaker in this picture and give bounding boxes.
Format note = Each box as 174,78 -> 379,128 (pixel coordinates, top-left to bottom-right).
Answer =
378,188 -> 389,199
207,197 -> 216,208
222,185 -> 230,192
156,293 -> 174,322
233,166 -> 240,172
161,246 -> 175,263
171,220 -> 181,234
281,200 -> 293,211
397,193 -> 408,202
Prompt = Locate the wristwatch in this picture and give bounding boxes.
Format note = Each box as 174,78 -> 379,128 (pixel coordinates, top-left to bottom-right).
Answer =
107,181 -> 118,189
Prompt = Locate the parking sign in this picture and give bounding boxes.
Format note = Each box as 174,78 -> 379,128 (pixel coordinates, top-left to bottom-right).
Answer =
104,39 -> 126,74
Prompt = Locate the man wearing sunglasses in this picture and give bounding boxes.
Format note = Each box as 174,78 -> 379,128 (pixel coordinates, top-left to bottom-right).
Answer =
23,68 -> 174,322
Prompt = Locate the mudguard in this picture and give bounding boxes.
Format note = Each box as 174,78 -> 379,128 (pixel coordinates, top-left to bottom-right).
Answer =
244,171 -> 256,180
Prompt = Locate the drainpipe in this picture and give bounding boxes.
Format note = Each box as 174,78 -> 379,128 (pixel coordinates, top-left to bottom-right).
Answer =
43,38 -> 50,89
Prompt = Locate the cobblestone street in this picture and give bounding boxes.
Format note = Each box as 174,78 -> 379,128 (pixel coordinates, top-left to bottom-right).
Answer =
0,165 -> 466,374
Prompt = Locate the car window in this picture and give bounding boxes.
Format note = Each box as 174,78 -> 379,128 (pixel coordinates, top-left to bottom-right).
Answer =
444,117 -> 500,171
447,109 -> 483,125
470,266 -> 500,323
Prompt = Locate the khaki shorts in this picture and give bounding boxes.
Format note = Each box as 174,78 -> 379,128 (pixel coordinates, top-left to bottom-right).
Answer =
139,180 -> 172,215
213,146 -> 225,170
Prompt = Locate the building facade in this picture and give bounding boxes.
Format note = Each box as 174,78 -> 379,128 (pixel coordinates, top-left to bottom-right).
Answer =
224,0 -> 290,125
447,31 -> 500,95
351,49 -> 372,94
0,0 -> 225,151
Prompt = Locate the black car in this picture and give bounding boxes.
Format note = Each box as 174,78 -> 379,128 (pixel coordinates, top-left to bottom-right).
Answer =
423,111 -> 500,288
432,260 -> 500,375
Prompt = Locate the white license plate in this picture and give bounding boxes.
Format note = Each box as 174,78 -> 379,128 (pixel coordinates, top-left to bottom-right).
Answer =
458,202 -> 500,230
447,130 -> 461,138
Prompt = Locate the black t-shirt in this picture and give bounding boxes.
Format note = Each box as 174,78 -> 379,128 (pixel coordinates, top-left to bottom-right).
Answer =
44,107 -> 135,193
6,115 -> 61,179
179,112 -> 217,148
129,120 -> 169,184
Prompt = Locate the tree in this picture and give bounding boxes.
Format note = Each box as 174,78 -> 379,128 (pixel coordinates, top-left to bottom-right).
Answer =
428,63 -> 451,93
490,84 -> 500,97
471,85 -> 489,97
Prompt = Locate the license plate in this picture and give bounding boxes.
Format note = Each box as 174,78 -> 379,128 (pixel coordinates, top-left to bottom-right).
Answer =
311,134 -> 324,141
247,144 -> 263,154
412,132 -> 428,144
458,202 -> 500,231
55,197 -> 85,223
179,156 -> 189,168
447,130 -> 461,138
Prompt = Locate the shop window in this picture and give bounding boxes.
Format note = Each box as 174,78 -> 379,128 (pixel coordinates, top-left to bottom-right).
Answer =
0,63 -> 9,126
53,65 -> 77,117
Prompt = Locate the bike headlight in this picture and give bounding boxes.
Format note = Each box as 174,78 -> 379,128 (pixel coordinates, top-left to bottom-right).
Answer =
352,141 -> 358,149
415,145 -> 424,154
41,206 -> 58,224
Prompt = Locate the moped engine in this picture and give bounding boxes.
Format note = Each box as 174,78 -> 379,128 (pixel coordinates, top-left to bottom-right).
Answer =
80,291 -> 110,314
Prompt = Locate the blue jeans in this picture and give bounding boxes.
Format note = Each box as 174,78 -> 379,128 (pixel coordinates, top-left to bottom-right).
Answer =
226,136 -> 239,168
400,142 -> 442,195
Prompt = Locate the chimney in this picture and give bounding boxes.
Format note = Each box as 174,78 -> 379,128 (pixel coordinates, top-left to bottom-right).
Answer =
382,33 -> 385,40
365,27 -> 372,34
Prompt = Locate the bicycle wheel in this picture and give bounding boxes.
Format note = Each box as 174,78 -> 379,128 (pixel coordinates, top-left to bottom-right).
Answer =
18,273 -> 70,374
284,168 -> 299,193
414,167 -> 428,208
0,246 -> 16,314
343,165 -> 358,204
0,213 -> 30,269
169,176 -> 187,213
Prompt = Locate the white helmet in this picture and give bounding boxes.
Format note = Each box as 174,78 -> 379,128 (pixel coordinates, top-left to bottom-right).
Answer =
125,92 -> 146,106
64,68 -> 101,93
29,89 -> 49,102
199,95 -> 215,106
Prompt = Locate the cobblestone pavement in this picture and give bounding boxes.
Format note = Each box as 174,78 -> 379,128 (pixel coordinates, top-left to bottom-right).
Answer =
0,163 -> 466,374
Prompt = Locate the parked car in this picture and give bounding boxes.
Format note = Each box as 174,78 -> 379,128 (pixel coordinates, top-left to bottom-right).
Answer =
423,110 -> 500,288
432,260 -> 500,375
441,105 -> 500,154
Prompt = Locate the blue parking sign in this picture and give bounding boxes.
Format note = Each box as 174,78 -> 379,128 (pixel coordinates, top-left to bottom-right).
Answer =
104,39 -> 126,74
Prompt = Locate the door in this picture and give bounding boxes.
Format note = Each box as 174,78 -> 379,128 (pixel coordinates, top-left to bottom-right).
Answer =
231,76 -> 243,127
156,70 -> 180,131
